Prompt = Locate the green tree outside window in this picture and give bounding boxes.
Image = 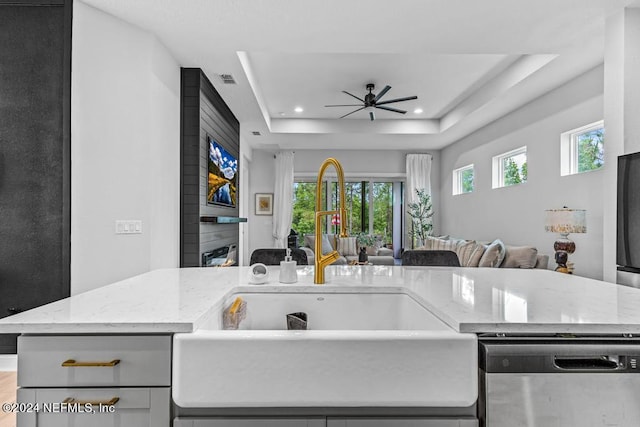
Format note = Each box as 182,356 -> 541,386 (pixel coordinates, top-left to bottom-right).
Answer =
461,168 -> 474,193
292,180 -> 396,246
503,158 -> 527,186
291,182 -> 326,238
577,128 -> 604,172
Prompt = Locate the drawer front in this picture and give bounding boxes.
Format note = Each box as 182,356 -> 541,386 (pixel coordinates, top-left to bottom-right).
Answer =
174,419 -> 326,427
17,387 -> 170,427
327,419 -> 478,427
18,335 -> 171,387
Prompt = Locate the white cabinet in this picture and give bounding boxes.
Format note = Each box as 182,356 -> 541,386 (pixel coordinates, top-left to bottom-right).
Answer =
17,387 -> 169,427
173,419 -> 325,427
18,335 -> 171,387
16,335 -> 171,427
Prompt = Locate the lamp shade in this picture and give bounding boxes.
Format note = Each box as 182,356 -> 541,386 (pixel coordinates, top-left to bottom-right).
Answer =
544,208 -> 587,234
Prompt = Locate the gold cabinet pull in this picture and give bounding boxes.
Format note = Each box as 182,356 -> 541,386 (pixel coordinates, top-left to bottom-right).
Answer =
61,359 -> 120,367
63,397 -> 119,406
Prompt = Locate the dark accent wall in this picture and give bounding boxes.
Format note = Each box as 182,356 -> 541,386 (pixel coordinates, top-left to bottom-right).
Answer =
0,0 -> 72,353
180,69 -> 240,267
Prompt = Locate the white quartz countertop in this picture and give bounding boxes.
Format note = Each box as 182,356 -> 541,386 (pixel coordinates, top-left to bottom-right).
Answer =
2,266 -> 640,335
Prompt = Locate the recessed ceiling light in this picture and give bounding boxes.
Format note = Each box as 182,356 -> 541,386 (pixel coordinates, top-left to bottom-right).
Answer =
414,108 -> 423,114
294,106 -> 304,113
279,112 -> 286,116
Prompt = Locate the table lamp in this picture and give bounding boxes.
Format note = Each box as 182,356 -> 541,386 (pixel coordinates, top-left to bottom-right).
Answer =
544,207 -> 586,274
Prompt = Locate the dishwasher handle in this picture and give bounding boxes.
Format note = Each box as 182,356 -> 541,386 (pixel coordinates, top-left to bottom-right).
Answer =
554,355 -> 620,371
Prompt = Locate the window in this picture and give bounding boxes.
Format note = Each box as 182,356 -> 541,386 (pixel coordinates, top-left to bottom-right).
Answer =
372,182 -> 393,245
330,181 -> 394,246
561,120 -> 604,176
330,181 -> 369,236
291,181 -> 327,237
492,146 -> 527,188
452,164 -> 474,195
291,178 -> 401,249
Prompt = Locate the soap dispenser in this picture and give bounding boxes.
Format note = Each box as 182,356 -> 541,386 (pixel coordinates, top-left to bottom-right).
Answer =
279,248 -> 298,284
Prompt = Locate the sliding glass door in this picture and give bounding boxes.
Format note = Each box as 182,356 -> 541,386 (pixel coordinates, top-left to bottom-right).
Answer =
372,182 -> 393,247
292,179 -> 402,255
330,182 -> 369,236
291,181 -> 327,238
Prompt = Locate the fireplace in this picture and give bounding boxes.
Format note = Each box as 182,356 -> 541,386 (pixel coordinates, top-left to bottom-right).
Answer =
202,244 -> 237,267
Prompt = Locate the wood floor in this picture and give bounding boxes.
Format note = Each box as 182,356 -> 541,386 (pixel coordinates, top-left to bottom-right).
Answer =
0,372 -> 17,427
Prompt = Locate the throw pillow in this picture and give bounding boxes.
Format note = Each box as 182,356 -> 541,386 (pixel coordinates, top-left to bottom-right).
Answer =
478,239 -> 507,268
424,236 -> 461,251
456,241 -> 486,267
321,235 -> 334,254
501,245 -> 538,269
337,237 -> 358,256
304,234 -> 335,255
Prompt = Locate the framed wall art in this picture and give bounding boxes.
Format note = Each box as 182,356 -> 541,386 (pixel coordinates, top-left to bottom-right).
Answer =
255,193 -> 273,215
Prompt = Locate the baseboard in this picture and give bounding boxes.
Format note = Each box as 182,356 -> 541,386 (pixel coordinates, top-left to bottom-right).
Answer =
0,354 -> 17,371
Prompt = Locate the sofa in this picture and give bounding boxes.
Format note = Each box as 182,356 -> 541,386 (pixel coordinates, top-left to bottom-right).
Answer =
416,235 -> 549,269
300,234 -> 396,266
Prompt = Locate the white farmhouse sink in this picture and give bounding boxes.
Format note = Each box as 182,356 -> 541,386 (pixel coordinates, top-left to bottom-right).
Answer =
226,291 -> 450,331
173,289 -> 477,408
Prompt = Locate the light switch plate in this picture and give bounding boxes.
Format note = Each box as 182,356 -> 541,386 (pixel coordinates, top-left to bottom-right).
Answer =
115,220 -> 142,234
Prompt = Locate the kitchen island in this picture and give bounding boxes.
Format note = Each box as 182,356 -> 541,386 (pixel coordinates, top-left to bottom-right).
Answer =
2,265 -> 640,426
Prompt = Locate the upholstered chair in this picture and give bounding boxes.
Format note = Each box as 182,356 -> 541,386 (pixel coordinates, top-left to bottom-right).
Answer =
249,248 -> 308,266
401,250 -> 460,267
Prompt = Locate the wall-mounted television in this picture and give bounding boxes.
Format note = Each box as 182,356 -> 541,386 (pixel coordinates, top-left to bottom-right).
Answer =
617,151 -> 640,272
207,136 -> 238,208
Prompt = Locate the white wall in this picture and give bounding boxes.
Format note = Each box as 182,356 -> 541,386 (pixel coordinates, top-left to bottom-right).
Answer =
246,148 -> 441,257
71,2 -> 180,294
603,8 -> 640,282
440,66 -> 605,280
293,150 -> 409,176
247,150 -> 276,257
238,140 -> 253,266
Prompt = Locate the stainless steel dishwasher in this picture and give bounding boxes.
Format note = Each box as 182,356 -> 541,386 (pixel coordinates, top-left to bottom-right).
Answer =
479,337 -> 640,427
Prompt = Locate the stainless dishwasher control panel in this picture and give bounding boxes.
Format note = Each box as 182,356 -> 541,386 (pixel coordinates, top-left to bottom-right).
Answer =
480,339 -> 640,373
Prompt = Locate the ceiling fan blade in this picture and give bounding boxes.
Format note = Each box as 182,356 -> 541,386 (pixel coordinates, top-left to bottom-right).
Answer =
342,91 -> 365,103
340,106 -> 365,119
373,85 -> 391,103
376,105 -> 407,114
324,104 -> 363,107
369,111 -> 375,121
376,95 -> 418,106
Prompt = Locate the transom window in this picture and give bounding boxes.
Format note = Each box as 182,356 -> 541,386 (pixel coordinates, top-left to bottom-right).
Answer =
561,120 -> 604,176
452,164 -> 474,195
492,146 -> 527,189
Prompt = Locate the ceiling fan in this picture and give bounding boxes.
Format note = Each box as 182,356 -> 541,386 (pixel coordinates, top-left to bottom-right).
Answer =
325,83 -> 418,121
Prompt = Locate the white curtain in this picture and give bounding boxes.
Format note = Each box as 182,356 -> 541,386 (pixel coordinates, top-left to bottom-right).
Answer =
272,151 -> 295,248
405,154 -> 432,249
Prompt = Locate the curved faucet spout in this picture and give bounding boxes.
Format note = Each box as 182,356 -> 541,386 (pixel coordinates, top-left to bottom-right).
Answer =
314,158 -> 348,284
